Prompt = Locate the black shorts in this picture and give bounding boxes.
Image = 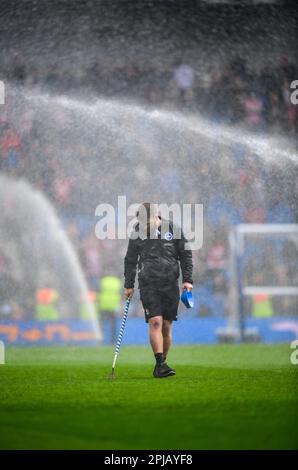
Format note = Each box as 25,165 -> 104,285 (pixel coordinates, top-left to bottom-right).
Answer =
139,283 -> 180,323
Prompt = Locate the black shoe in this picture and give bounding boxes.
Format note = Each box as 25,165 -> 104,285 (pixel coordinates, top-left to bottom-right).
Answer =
153,362 -> 176,378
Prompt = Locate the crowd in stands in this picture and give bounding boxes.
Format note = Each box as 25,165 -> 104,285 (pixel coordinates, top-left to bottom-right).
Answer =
2,53 -> 297,132
0,53 -> 297,320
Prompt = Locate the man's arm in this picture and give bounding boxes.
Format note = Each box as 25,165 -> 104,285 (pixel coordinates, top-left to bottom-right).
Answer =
177,229 -> 193,289
124,238 -> 139,293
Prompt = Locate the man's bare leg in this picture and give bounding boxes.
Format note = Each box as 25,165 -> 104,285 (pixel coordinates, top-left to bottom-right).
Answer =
162,319 -> 172,360
149,316 -> 163,355
149,316 -> 175,377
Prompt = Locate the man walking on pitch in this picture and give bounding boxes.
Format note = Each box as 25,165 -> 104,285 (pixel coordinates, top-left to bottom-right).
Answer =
124,203 -> 193,378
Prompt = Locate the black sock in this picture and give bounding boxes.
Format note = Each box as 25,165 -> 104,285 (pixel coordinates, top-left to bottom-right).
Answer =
155,353 -> 164,366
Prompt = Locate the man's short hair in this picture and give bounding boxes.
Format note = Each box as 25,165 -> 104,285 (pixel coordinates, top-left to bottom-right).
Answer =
136,202 -> 158,225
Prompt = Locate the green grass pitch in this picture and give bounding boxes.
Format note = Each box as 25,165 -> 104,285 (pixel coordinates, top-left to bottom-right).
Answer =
0,344 -> 297,449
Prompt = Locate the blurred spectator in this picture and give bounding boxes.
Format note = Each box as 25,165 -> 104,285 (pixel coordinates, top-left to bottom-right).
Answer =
173,62 -> 194,104
243,91 -> 264,130
81,231 -> 102,291
207,233 -> 227,271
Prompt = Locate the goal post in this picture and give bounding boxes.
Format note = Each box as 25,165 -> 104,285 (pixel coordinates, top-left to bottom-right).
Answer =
217,224 -> 298,343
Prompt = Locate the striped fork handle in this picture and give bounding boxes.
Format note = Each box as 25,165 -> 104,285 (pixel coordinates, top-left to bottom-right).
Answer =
112,297 -> 131,371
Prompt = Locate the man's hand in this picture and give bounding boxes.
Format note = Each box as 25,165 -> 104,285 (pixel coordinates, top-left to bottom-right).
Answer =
182,282 -> 193,292
124,288 -> 134,299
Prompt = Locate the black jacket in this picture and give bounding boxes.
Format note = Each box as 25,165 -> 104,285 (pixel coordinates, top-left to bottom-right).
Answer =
124,218 -> 193,288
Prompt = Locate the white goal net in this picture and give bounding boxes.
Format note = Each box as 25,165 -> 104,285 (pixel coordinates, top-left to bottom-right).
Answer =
219,224 -> 298,342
